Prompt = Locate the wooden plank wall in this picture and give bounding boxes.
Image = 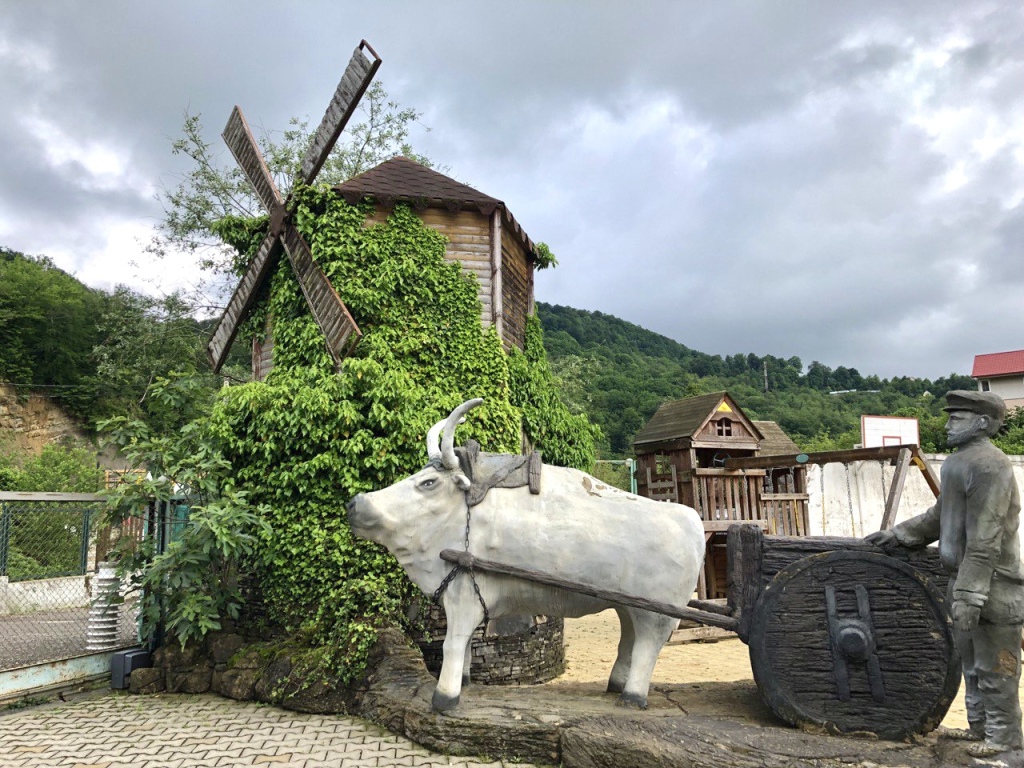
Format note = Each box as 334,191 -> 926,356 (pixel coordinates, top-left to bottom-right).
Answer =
368,206 -> 495,330
695,470 -> 765,525
759,495 -> 810,536
501,226 -> 532,350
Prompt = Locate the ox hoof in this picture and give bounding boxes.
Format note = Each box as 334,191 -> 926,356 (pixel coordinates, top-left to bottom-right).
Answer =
606,679 -> 624,694
431,688 -> 461,713
616,692 -> 648,710
462,675 -> 471,688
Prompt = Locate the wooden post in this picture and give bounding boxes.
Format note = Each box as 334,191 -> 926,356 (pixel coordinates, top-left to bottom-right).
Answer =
879,447 -> 912,531
726,523 -> 764,643
490,208 -> 503,342
911,446 -> 941,498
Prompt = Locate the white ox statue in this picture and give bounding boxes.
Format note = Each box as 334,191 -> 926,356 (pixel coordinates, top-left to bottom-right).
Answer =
347,399 -> 705,712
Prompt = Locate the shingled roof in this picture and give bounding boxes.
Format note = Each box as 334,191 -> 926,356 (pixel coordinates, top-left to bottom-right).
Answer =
973,350 -> 1024,378
334,156 -> 501,213
633,392 -> 762,447
333,156 -> 536,255
752,420 -> 801,456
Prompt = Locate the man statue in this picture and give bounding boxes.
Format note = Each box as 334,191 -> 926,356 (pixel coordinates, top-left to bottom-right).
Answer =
866,390 -> 1022,757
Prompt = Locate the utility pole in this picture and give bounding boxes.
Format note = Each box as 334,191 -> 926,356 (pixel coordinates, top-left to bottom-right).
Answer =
763,360 -> 769,393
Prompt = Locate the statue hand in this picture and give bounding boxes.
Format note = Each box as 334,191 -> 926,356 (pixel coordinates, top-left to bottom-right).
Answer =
865,529 -> 897,548
952,601 -> 981,633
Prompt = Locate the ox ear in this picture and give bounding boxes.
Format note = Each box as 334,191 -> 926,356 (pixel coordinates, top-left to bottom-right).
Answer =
453,472 -> 471,491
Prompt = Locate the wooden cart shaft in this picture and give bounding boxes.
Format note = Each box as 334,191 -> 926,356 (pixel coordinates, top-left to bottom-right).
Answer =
438,548 -> 738,632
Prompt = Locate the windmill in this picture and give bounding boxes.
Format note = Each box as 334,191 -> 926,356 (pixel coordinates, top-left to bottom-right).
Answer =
207,40 -> 382,373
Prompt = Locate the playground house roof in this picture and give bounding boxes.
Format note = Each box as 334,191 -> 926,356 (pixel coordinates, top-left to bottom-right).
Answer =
753,420 -> 801,456
633,391 -> 765,449
972,349 -> 1024,378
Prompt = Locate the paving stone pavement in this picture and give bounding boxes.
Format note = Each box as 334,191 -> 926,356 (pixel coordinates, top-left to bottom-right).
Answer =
0,692 -> 544,768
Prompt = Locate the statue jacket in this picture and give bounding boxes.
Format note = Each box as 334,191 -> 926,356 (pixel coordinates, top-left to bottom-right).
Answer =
892,438 -> 1024,624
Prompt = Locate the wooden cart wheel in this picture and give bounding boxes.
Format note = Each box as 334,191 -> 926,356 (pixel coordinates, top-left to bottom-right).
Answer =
747,550 -> 960,740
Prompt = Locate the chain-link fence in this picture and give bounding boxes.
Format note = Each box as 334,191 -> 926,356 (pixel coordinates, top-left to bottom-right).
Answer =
0,493 -> 142,672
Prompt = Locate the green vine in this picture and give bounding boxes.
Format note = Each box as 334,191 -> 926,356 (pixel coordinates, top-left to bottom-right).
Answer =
204,186 -> 594,680
533,242 -> 558,270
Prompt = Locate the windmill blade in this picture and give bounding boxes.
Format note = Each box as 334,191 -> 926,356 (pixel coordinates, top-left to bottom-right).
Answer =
281,226 -> 362,367
300,40 -> 382,186
223,106 -> 284,215
207,230 -> 284,372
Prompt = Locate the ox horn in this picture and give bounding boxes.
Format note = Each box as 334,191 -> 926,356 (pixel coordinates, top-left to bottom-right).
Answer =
426,418 -> 448,462
440,398 -> 483,470
427,414 -> 471,462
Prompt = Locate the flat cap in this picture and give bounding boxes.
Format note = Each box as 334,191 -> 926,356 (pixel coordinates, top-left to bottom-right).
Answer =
943,390 -> 1007,422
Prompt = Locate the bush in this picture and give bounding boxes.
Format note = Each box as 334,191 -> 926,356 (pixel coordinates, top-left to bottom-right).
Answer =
101,381 -> 272,649
0,443 -> 101,493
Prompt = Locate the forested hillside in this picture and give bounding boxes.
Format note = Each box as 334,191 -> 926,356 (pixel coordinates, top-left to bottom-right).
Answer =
537,302 -> 984,455
0,247 -> 236,431
1,244 -> 1015,459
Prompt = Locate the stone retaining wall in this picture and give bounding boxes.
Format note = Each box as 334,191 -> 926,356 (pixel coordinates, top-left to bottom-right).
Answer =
412,603 -> 565,685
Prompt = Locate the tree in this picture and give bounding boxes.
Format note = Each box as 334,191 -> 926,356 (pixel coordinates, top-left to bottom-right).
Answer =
101,378 -> 271,649
805,361 -> 832,391
150,81 -> 436,283
0,248 -> 105,415
995,407 -> 1024,455
89,287 -> 216,428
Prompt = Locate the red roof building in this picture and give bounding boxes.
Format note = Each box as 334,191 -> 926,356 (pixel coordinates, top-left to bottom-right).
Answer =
971,349 -> 1024,412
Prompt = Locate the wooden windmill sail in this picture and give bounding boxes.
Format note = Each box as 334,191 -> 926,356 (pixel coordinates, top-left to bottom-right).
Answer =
207,40 -> 382,373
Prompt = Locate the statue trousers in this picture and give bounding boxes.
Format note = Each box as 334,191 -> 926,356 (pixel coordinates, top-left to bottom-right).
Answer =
955,619 -> 1023,749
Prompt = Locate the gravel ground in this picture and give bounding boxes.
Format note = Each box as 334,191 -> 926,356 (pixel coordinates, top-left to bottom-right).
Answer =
557,609 -> 974,730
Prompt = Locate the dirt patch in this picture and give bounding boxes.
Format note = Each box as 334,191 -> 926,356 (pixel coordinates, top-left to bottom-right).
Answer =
0,384 -> 88,455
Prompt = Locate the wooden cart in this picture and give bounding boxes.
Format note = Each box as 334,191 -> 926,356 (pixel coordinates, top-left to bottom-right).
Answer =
442,522 -> 959,741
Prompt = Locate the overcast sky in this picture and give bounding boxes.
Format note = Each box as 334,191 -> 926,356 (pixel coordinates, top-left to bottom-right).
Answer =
2,2 -> 1022,380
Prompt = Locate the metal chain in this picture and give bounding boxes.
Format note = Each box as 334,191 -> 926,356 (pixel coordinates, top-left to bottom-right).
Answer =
431,491 -> 490,627
879,459 -> 888,503
845,462 -> 855,534
819,462 -> 827,532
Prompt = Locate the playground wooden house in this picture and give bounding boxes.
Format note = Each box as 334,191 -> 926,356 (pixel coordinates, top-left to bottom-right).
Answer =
632,391 -> 809,599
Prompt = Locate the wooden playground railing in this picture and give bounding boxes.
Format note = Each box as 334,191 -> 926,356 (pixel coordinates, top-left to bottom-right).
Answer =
759,493 -> 810,536
694,469 -> 768,532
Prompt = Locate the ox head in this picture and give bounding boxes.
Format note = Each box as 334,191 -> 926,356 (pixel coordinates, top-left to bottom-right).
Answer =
346,399 -> 482,583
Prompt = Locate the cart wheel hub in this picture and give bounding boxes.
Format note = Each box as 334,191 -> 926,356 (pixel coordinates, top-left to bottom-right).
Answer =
835,622 -> 871,661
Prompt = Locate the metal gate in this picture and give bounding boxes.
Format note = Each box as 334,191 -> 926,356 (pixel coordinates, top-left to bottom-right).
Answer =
0,492 -> 143,701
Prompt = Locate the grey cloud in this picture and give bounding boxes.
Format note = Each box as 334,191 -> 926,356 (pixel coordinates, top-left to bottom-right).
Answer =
1,1 -> 1022,380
